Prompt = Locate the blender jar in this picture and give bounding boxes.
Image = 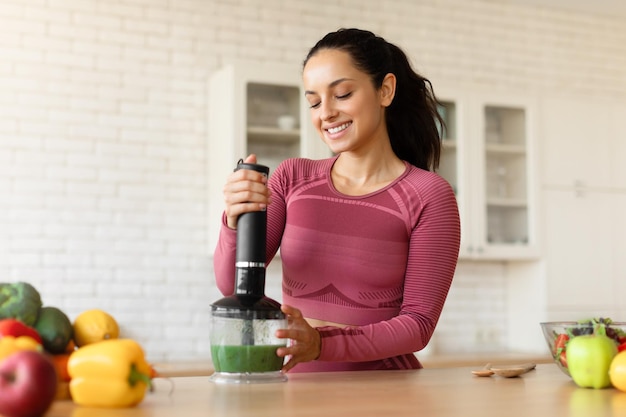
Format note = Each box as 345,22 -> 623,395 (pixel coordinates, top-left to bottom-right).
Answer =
209,306 -> 287,384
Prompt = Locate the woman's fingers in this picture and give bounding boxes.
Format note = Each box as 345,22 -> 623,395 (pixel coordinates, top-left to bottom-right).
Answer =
242,154 -> 257,164
223,155 -> 271,228
224,177 -> 269,203
276,305 -> 321,372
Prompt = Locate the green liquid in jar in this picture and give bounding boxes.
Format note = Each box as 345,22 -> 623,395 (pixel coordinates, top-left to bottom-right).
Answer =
211,344 -> 284,373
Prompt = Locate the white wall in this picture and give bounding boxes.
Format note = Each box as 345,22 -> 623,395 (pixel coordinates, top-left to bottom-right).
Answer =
1,0 -> 625,362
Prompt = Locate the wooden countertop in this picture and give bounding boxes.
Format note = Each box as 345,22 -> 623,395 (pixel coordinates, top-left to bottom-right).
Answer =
46,363 -> 626,417
149,352 -> 553,378
420,351 -> 553,368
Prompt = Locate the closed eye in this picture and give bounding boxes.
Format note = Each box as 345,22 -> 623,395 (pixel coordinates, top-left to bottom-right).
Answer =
307,92 -> 352,109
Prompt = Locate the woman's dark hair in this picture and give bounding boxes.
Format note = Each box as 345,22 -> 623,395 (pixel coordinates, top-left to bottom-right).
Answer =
304,28 -> 444,172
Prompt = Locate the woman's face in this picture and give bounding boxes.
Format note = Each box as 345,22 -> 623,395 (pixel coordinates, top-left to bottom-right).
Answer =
302,49 -> 394,155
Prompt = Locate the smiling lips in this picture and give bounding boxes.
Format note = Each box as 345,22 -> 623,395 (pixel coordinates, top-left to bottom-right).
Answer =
326,122 -> 351,135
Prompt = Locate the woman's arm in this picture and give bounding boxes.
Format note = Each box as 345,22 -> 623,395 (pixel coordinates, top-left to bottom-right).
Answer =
316,179 -> 460,361
277,176 -> 460,366
213,217 -> 238,296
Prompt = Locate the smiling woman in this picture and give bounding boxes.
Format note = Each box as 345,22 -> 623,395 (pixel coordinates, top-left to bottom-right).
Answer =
213,28 -> 460,373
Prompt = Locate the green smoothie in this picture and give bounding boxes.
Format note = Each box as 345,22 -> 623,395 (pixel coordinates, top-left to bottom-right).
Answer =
211,344 -> 285,373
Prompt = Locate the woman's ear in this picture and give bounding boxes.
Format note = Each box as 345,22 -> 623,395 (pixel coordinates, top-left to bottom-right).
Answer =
380,73 -> 396,107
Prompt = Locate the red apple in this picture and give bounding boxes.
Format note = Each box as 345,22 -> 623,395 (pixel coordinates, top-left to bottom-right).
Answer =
0,350 -> 58,417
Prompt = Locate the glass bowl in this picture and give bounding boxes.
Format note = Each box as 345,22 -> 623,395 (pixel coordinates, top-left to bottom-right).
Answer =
540,320 -> 626,377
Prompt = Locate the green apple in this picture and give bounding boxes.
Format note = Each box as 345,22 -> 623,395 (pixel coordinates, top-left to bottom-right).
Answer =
566,333 -> 618,389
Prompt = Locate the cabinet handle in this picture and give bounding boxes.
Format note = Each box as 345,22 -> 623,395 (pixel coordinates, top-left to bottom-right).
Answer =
574,180 -> 585,198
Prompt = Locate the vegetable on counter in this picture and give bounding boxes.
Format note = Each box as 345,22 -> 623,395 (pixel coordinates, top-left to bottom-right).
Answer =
68,338 -> 153,408
51,352 -> 72,383
0,319 -> 42,344
0,336 -> 42,360
0,282 -> 43,326
33,306 -> 74,354
549,317 -> 626,376
553,333 -> 569,368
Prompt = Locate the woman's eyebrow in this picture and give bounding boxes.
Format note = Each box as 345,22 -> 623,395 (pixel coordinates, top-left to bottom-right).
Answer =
305,77 -> 353,96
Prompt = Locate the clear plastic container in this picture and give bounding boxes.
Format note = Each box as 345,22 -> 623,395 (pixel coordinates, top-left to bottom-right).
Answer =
209,313 -> 287,384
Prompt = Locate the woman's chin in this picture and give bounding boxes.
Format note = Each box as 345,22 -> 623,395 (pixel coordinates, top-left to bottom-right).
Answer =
323,139 -> 346,154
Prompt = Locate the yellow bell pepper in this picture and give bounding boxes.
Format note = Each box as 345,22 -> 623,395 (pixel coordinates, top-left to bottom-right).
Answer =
0,335 -> 42,360
68,338 -> 153,408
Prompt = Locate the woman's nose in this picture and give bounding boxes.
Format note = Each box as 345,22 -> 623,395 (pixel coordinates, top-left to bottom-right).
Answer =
320,102 -> 338,121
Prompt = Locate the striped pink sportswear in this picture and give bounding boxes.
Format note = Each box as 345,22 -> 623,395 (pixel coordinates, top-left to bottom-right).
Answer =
214,156 -> 460,372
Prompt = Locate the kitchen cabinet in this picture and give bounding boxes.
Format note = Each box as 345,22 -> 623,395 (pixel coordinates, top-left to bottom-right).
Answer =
438,92 -> 539,260
610,103 -> 626,190
542,187 -> 626,320
207,61 -> 330,252
542,97 -> 626,190
540,97 -> 626,319
541,97 -> 613,190
614,193 -> 626,320
543,189 -> 614,316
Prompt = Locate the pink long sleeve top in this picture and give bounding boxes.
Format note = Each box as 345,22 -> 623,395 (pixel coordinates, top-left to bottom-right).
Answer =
213,156 -> 461,372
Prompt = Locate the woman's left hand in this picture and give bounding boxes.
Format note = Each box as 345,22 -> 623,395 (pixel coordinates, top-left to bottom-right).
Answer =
275,304 -> 321,372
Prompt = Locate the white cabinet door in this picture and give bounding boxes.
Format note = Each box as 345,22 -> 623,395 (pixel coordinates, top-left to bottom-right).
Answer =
541,97 -> 625,320
609,102 -> 626,190
541,97 -> 612,189
543,189 -> 615,316
612,193 -> 626,319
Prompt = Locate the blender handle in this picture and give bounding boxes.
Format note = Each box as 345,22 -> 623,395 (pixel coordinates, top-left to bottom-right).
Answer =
234,160 -> 269,265
233,160 -> 270,299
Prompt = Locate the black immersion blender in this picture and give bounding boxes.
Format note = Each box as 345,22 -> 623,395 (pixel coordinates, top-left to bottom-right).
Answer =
209,161 -> 287,384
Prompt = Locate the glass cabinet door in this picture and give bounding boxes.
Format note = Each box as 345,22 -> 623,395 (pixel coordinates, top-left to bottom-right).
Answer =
246,82 -> 301,174
438,100 -> 459,197
483,105 -> 529,246
437,98 -> 473,258
477,98 -> 538,259
435,93 -> 538,260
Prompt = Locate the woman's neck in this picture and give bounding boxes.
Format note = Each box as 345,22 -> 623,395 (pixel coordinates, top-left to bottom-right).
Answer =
331,151 -> 406,196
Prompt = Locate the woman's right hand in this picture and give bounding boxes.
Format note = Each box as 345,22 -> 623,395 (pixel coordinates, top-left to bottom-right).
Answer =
223,154 -> 272,229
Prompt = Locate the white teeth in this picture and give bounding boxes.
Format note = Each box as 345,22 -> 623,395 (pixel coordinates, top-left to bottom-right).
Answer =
327,123 -> 350,134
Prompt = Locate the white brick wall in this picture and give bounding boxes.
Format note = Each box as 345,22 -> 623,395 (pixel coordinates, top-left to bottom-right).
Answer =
1,0 -> 625,362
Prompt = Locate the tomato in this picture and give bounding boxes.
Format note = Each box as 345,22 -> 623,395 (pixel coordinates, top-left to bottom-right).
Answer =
554,333 -> 569,367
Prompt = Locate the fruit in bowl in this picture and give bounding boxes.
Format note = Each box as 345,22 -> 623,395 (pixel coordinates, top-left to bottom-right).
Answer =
540,318 -> 626,380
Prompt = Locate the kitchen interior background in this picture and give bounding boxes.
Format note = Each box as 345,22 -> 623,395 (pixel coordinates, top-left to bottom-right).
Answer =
1,0 -> 625,363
